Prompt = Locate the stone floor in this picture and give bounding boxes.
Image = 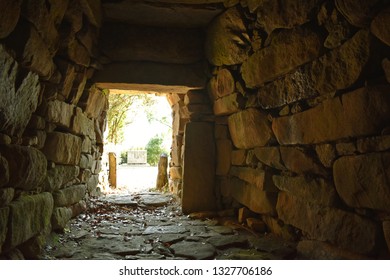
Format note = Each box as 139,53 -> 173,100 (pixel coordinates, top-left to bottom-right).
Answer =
41,192 -> 297,260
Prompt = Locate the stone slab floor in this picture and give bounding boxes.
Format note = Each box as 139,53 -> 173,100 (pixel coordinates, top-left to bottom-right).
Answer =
41,192 -> 296,260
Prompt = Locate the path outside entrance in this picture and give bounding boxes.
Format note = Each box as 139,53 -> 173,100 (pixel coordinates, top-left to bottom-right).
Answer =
41,165 -> 296,260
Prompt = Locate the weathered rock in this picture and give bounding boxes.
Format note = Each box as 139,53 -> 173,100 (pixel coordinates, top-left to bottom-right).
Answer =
68,69 -> 87,105
254,147 -> 285,170
371,7 -> 390,47
272,86 -> 390,144
81,137 -> 92,154
208,235 -> 248,249
0,154 -> 9,188
53,184 -> 86,207
169,167 -> 182,180
0,45 -> 41,137
310,29 -> 371,95
42,132 -> 82,165
18,234 -> 46,259
384,221 -> 390,252
231,149 -> 246,166
46,100 -> 74,128
242,26 -> 322,88
171,241 -> 216,260
208,68 -> 235,99
261,216 -> 297,241
229,178 -> 277,215
0,0 -> 22,38
182,122 -> 217,214
0,145 -> 47,190
273,175 -> 338,206
83,86 -> 108,120
216,139 -> 232,176
79,154 -> 93,169
279,147 -> 327,176
213,93 -> 243,116
52,207 -> 73,230
257,66 -> 317,109
143,225 -> 188,235
335,0 -> 382,28
0,188 -> 14,207
70,200 -> 87,217
0,133 -> 11,145
246,218 -> 266,233
297,240 -> 366,260
230,167 -> 277,192
383,58 -> 390,83
184,90 -> 209,106
238,207 -> 256,223
140,194 -> 172,207
44,165 -> 80,192
228,108 -> 273,149
357,135 -> 390,153
86,174 -> 99,194
66,36 -> 91,67
5,193 -> 53,250
80,0 -> 102,27
315,143 -> 337,168
205,7 -> 249,66
333,152 -> 390,211
255,0 -> 323,34
277,192 -> 378,254
336,142 -> 357,156
56,60 -> 76,100
0,207 -> 9,252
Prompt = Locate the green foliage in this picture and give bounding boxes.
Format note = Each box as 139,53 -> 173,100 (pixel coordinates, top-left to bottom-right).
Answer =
120,150 -> 128,164
146,135 -> 167,166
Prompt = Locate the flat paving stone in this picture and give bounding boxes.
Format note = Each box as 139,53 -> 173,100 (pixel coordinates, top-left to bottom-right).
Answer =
149,233 -> 186,244
105,195 -> 138,206
143,225 -> 188,235
207,235 -> 249,249
171,241 -> 216,260
216,248 -> 277,260
208,225 -> 234,235
139,193 -> 172,206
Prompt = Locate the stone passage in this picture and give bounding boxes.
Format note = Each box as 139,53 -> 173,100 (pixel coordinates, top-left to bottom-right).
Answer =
1,0 -> 390,260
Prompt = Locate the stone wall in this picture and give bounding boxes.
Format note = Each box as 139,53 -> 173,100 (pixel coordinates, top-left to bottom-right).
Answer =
206,0 -> 390,259
0,0 -> 107,258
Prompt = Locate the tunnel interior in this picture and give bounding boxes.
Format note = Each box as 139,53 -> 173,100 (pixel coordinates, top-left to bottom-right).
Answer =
1,0 -> 390,260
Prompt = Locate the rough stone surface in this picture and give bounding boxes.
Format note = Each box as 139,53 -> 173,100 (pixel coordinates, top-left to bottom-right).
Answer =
297,240 -> 366,260
230,167 -> 277,192
315,143 -> 337,168
208,68 -> 235,99
383,58 -> 390,83
242,26 -> 322,88
246,218 -> 266,233
254,147 -> 285,170
171,241 -> 215,260
42,132 -> 82,165
231,150 -> 246,166
261,216 -> 297,241
273,175 -> 338,206
53,185 -> 86,207
52,207 -> 73,230
0,154 -> 9,188
216,139 -> 232,175
213,93 -> 243,116
205,7 -> 249,66
0,45 -> 41,137
384,221 -> 390,252
277,192 -> 378,254
79,154 -> 94,169
182,122 -> 216,214
356,135 -> 390,153
44,165 -> 80,192
46,100 -> 74,128
207,235 -> 248,249
229,178 -> 277,215
335,0 -> 382,28
370,7 -> 390,46
0,188 -> 14,207
272,86 -> 390,144
0,0 -> 22,38
0,207 -> 9,252
71,108 -> 95,140
279,147 -> 327,176
169,167 -> 182,180
333,152 -> 390,211
0,145 -> 47,190
140,194 -> 172,207
228,109 -> 273,149
336,142 -> 357,156
310,29 -> 371,95
6,193 -> 53,250
255,0 -> 323,34
83,86 -> 108,119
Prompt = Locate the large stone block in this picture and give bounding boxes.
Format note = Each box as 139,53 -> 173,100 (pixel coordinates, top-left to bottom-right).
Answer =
310,29 -> 371,95
0,207 -> 9,253
230,167 -> 277,192
229,177 -> 277,215
79,154 -> 93,169
51,207 -> 73,230
0,145 -> 47,190
0,0 -> 22,38
356,135 -> 390,154
0,188 -> 14,207
370,7 -> 390,47
43,165 -> 80,192
42,132 -> 82,165
207,68 -> 235,100
46,100 -> 74,128
83,86 -> 108,119
213,93 -> 243,116
335,0 -> 382,28
169,167 -> 182,180
6,192 -> 53,250
205,7 -> 249,66
272,86 -> 390,144
333,152 -> 390,211
297,240 -> 366,260
0,154 -> 9,188
255,0 -> 323,34
228,108 -> 273,149
216,139 -> 232,176
242,26 -> 322,88
273,175 -> 338,206
277,192 -> 379,254
231,149 -> 246,166
80,0 -> 102,27
261,215 -> 297,241
0,45 -> 41,137
182,122 -> 217,214
53,184 -> 86,207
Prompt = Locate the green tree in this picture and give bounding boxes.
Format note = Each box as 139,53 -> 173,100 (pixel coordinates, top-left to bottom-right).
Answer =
146,135 -> 167,166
